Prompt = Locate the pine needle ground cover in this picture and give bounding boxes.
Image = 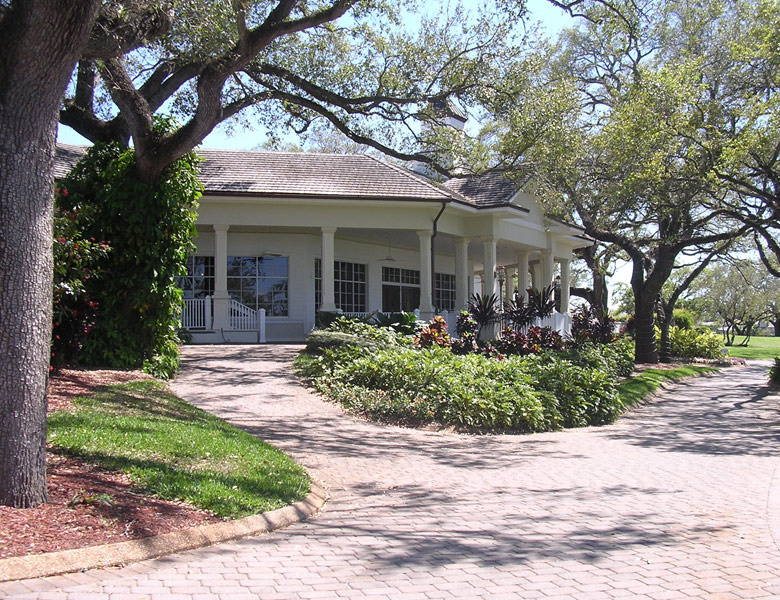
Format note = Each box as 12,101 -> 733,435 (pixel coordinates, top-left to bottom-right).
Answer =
48,380 -> 309,519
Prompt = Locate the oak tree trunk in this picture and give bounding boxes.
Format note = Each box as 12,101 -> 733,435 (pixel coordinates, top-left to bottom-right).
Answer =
0,0 -> 100,507
633,292 -> 659,364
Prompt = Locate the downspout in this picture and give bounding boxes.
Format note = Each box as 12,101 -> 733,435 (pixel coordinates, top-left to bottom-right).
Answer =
430,201 -> 448,311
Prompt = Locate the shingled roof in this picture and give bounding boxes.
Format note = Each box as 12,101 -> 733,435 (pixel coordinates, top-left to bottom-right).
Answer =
54,144 -> 453,202
441,170 -> 519,208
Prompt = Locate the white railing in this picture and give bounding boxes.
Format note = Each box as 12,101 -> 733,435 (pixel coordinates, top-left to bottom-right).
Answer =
533,312 -> 571,335
229,300 -> 266,342
182,297 -> 211,329
325,309 -> 569,337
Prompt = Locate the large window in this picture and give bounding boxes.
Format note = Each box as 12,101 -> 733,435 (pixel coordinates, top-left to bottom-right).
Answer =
178,256 -> 214,299
382,267 -> 420,312
435,273 -> 456,312
315,259 -> 367,312
227,256 -> 288,316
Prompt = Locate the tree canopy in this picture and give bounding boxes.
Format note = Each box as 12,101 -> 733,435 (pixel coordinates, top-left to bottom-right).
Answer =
61,0 -> 530,183
462,0 -> 778,362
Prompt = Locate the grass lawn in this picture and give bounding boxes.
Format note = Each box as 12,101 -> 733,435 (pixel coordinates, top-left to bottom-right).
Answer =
48,380 -> 310,519
723,335 -> 780,360
617,366 -> 720,407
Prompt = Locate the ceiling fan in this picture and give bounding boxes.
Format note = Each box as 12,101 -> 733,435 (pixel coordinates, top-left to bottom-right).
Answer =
380,241 -> 397,262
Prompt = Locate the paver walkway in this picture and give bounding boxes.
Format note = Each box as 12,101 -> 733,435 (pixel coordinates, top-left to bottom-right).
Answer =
3,346 -> 780,599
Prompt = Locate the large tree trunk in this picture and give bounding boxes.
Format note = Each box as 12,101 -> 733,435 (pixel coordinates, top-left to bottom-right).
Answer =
657,301 -> 673,364
773,316 -> 780,337
0,1 -> 100,507
634,291 -> 659,363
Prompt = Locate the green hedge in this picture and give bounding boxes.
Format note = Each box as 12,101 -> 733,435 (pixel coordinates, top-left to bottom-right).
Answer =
299,340 -> 633,432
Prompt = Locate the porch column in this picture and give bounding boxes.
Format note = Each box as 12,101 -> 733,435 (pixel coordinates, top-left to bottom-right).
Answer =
559,258 -> 571,314
455,237 -> 470,311
541,249 -> 555,290
417,229 -> 435,319
505,266 -> 516,304
320,226 -> 337,312
531,262 -> 540,292
482,237 -> 498,297
516,251 -> 529,301
212,224 -> 230,330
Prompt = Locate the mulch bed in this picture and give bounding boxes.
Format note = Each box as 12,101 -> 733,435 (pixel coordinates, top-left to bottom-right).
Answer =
0,369 -> 222,561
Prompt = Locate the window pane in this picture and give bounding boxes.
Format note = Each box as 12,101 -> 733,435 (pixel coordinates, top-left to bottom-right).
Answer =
383,285 -> 401,312
402,286 -> 420,312
226,256 -> 243,277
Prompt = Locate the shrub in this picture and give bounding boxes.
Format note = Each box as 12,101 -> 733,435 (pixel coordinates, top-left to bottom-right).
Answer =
308,344 -> 624,432
564,336 -> 635,379
51,196 -> 110,371
372,311 -> 422,336
770,357 -> 780,385
58,134 -> 201,379
520,354 -> 623,427
495,327 -> 565,356
417,316 -> 451,348
666,326 -> 722,359
570,305 -> 616,345
323,316 -> 410,347
673,309 -> 695,330
305,331 -> 379,353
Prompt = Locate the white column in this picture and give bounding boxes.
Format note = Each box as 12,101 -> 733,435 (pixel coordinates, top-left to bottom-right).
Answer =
455,237 -> 470,311
417,229 -> 434,318
212,224 -> 230,330
541,249 -> 555,291
505,266 -> 516,304
516,251 -> 529,301
320,226 -> 337,312
531,262 -> 540,292
482,237 -> 498,297
559,258 -> 571,314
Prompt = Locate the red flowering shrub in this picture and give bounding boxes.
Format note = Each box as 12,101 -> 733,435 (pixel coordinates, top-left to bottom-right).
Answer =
51,189 -> 110,371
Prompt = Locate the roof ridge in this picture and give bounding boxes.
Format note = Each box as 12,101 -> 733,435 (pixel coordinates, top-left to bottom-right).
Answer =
198,147 -> 371,160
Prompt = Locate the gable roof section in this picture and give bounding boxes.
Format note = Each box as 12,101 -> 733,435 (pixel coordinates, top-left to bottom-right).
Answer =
442,171 -> 518,207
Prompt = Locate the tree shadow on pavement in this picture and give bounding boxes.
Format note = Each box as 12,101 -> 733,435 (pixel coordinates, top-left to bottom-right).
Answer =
604,365 -> 780,456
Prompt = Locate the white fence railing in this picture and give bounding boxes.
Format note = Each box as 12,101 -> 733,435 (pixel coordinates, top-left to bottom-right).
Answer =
182,297 -> 211,330
181,297 -> 266,342
331,309 -> 570,336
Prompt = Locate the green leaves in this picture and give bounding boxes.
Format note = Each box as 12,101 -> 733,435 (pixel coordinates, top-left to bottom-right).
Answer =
58,139 -> 201,378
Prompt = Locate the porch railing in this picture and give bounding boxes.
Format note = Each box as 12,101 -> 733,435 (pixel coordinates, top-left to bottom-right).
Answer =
181,297 -> 266,342
182,297 -> 212,329
333,310 -> 570,336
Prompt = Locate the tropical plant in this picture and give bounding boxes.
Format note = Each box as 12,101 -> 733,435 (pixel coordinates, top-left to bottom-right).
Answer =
372,312 -> 422,336
417,316 -> 452,349
504,298 -> 537,329
527,285 -> 556,318
570,305 -> 616,345
467,293 -> 500,335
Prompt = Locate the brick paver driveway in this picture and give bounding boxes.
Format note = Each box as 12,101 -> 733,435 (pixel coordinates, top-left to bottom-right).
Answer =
4,346 -> 780,599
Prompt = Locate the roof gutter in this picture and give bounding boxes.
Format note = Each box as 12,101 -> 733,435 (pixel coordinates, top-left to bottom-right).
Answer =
430,201 -> 448,312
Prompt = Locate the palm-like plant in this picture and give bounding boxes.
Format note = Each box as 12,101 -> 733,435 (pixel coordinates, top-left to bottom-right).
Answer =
467,293 -> 500,336
527,285 -> 556,318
